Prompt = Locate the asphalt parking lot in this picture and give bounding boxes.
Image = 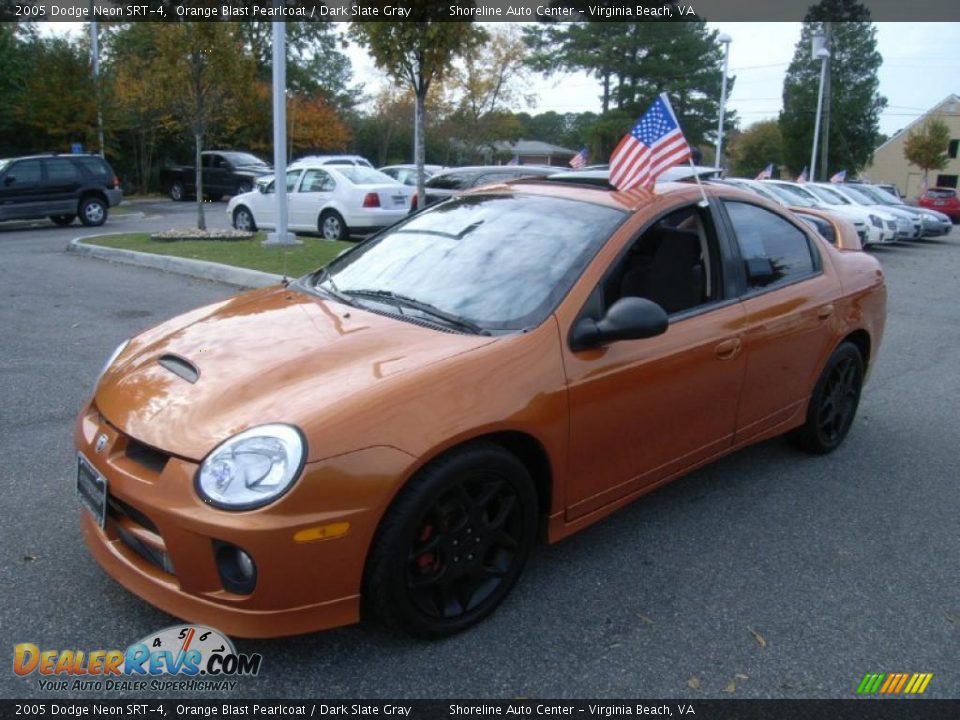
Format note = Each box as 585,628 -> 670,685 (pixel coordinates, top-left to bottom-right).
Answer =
1,205 -> 958,700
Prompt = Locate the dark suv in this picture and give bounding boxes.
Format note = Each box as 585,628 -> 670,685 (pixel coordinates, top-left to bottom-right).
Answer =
0,154 -> 123,227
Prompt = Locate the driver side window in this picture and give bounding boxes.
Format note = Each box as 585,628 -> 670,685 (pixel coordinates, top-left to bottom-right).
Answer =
592,205 -> 720,319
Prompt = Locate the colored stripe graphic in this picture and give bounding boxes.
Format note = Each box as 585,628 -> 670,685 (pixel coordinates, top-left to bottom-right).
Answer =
914,674 -> 933,694
857,673 -> 933,694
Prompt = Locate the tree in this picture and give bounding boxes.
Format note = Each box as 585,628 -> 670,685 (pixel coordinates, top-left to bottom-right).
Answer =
12,35 -> 98,152
0,23 -> 36,156
903,118 -> 950,188
152,23 -> 254,229
524,21 -> 735,149
104,23 -> 174,194
237,22 -> 354,109
351,13 -> 485,206
728,120 -> 783,178
779,0 -> 886,179
447,26 -> 532,158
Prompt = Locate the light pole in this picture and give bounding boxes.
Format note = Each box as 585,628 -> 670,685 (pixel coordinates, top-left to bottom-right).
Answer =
90,20 -> 105,157
263,19 -> 299,246
714,33 -> 732,169
809,29 -> 830,182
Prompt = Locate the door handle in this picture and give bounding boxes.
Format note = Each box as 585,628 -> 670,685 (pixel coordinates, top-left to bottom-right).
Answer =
714,338 -> 742,361
818,304 -> 835,320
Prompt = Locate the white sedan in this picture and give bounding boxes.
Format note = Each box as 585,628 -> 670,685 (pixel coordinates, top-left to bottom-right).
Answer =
226,164 -> 414,240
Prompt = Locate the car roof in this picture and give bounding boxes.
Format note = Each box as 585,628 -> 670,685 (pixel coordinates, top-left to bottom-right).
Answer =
2,153 -> 105,161
432,165 -> 563,176
469,174 -> 772,214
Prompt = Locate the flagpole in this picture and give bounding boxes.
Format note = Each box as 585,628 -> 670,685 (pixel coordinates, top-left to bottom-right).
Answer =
687,158 -> 710,207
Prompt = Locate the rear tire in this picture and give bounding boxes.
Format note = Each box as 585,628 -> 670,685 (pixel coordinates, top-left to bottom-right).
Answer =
78,197 -> 108,227
169,182 -> 186,202
363,442 -> 537,638
788,342 -> 864,454
50,215 -> 76,226
319,210 -> 348,240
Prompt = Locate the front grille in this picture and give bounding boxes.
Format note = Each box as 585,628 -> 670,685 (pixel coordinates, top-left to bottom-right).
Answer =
886,220 -> 896,230
125,439 -> 169,474
107,496 -> 175,575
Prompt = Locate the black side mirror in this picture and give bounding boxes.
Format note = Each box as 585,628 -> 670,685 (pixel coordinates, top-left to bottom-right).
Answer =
570,297 -> 669,351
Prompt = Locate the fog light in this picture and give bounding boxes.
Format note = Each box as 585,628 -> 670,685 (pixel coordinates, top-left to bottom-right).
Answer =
214,541 -> 257,595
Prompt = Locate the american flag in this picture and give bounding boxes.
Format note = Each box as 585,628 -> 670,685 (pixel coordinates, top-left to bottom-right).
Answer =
755,163 -> 774,181
569,147 -> 589,169
796,166 -> 808,184
609,94 -> 692,191
830,169 -> 846,183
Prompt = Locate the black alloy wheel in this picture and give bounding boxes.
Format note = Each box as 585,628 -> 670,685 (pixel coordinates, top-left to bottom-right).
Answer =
789,342 -> 864,454
364,442 -> 537,637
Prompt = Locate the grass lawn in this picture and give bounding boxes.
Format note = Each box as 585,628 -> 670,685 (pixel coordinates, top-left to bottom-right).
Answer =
85,232 -> 353,276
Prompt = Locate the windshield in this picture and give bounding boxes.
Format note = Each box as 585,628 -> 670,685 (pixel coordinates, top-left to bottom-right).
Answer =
222,152 -> 268,167
314,194 -> 625,332
806,185 -> 850,205
855,185 -> 899,205
764,183 -> 815,207
336,167 -> 397,185
836,185 -> 877,205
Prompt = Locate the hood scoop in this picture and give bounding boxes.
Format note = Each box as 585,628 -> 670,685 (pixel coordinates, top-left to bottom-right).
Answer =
158,354 -> 200,384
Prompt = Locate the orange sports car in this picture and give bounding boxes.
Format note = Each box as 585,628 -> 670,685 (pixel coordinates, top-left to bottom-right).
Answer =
75,179 -> 886,638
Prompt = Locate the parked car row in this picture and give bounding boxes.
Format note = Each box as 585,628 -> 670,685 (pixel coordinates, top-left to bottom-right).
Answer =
227,159 -> 575,238
704,177 -> 952,249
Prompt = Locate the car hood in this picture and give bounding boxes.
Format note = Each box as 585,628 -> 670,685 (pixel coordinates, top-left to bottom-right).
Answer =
95,286 -> 495,461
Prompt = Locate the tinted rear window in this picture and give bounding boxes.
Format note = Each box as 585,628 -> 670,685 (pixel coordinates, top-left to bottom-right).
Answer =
927,189 -> 956,199
46,158 -> 81,182
73,157 -> 112,177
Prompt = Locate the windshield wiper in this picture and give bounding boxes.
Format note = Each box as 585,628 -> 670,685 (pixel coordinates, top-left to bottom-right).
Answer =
343,289 -> 490,336
309,268 -> 356,307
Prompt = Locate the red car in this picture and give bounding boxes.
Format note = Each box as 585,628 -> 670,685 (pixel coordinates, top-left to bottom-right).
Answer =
918,187 -> 960,222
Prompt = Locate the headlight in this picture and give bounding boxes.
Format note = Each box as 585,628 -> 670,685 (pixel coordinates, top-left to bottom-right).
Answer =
196,424 -> 306,510
96,339 -> 129,388
869,214 -> 882,228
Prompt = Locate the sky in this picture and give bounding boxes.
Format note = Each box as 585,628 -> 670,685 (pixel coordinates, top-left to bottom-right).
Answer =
41,21 -> 960,139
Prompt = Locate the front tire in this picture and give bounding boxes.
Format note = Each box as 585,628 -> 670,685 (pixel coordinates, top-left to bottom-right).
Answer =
169,182 -> 186,202
789,342 -> 864,454
319,210 -> 348,240
363,442 -> 538,638
78,197 -> 108,227
232,206 -> 256,231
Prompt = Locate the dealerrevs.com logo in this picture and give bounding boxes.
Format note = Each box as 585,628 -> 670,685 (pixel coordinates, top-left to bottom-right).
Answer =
13,625 -> 262,692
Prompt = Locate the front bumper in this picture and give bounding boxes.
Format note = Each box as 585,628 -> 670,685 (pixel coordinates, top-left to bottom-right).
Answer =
922,218 -> 952,236
75,402 -> 413,638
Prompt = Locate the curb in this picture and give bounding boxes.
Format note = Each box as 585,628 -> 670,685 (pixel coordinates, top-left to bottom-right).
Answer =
67,234 -> 283,289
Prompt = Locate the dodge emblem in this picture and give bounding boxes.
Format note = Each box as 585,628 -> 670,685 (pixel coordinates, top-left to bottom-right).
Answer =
95,433 -> 109,454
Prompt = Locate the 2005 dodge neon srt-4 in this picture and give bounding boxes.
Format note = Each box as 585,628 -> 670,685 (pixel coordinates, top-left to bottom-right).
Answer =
75,178 -> 886,638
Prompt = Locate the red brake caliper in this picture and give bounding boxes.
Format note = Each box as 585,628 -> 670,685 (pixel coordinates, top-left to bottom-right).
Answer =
416,523 -> 437,572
